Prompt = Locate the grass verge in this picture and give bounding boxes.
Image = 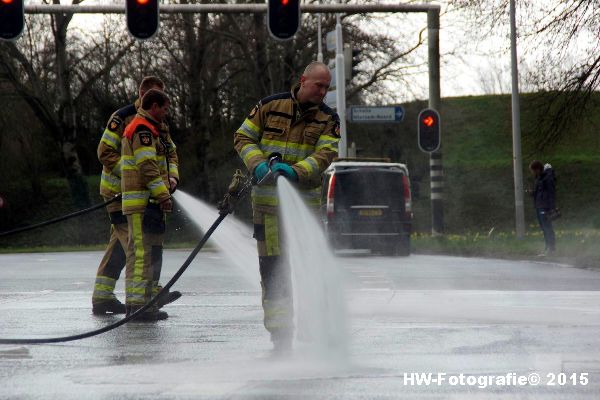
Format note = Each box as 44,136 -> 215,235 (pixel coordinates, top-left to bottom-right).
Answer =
412,228 -> 600,270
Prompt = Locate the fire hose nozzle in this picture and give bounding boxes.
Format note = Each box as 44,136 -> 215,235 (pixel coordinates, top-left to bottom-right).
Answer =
255,153 -> 283,186
268,152 -> 282,167
268,152 -> 283,181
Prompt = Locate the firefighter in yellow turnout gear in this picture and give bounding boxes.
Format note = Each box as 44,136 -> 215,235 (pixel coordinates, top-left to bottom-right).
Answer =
234,62 -> 340,351
121,89 -> 176,321
92,77 -> 181,315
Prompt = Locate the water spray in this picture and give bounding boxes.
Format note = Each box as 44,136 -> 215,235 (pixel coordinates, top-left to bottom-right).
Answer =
0,171 -> 255,344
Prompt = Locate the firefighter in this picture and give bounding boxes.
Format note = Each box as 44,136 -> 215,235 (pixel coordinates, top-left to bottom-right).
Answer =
92,77 -> 181,315
234,62 -> 340,351
108,89 -> 174,320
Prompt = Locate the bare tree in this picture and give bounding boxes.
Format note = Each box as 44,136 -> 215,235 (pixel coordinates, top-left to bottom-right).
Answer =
447,0 -> 600,150
0,1 -> 134,206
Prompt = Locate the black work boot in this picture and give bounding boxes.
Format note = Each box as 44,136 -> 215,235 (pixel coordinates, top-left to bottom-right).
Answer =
155,289 -> 182,309
126,305 -> 168,321
271,332 -> 293,356
92,298 -> 127,315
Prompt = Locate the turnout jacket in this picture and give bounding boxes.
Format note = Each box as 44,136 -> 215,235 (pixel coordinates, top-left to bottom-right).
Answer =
120,109 -> 177,215
234,84 -> 340,213
98,100 -> 179,213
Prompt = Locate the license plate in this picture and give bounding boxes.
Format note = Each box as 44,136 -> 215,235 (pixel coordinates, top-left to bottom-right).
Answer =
358,209 -> 383,217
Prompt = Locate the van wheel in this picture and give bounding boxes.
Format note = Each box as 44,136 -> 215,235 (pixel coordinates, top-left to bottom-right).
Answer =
394,236 -> 411,257
328,233 -> 342,251
378,240 -> 405,256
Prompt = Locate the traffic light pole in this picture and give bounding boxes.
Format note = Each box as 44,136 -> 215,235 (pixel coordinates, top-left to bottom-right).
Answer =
427,10 -> 443,236
335,13 -> 347,158
316,12 -> 323,62
23,4 -> 439,14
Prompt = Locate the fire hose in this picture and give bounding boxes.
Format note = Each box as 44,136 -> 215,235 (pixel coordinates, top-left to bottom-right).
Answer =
0,167 -> 263,345
0,195 -> 122,238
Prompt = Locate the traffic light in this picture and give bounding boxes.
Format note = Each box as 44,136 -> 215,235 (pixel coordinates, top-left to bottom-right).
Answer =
0,0 -> 24,41
126,0 -> 159,40
417,108 -> 441,153
267,0 -> 300,41
343,47 -> 362,80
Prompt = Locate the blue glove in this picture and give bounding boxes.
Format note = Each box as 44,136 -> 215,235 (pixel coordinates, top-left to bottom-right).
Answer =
253,161 -> 269,181
271,163 -> 298,181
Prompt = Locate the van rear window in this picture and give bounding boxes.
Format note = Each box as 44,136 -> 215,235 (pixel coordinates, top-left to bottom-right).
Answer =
334,169 -> 406,209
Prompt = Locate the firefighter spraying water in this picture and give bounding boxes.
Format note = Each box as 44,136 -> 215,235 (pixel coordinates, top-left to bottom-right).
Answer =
233,61 -> 341,353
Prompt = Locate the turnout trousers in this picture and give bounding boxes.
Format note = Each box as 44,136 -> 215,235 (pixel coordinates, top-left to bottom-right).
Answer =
92,210 -> 128,305
253,210 -> 294,342
125,204 -> 165,306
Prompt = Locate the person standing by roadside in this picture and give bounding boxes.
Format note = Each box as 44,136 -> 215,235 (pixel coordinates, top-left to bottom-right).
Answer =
529,160 -> 557,256
93,77 -> 181,315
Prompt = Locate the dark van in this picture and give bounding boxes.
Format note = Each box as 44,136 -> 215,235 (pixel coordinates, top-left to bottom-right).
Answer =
320,159 -> 413,256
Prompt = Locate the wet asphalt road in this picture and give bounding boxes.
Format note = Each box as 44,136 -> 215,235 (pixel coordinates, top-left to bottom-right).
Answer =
1,251 -> 599,399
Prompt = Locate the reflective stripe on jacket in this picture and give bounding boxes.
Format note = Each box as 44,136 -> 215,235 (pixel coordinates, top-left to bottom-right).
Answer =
121,111 -> 172,215
234,84 -> 340,212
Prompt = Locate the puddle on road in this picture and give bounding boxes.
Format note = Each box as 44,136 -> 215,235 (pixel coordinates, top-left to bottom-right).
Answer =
0,346 -> 31,359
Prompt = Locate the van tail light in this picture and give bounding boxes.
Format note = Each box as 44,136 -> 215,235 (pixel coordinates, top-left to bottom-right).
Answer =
326,173 -> 336,217
402,175 -> 412,214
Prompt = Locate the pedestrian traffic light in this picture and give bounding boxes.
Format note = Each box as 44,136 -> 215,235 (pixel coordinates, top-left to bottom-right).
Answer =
126,0 -> 159,40
417,108 -> 441,153
0,0 -> 24,41
267,0 -> 300,41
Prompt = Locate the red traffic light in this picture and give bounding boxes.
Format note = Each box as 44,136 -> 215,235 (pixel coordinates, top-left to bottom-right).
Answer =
417,108 -> 441,153
422,116 -> 435,127
0,0 -> 24,41
267,0 -> 300,41
126,0 -> 159,40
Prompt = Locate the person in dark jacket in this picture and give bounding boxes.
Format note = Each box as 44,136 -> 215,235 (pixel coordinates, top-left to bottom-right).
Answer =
529,160 -> 556,255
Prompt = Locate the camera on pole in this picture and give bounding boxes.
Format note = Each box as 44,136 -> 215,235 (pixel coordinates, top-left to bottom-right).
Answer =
0,0 -> 24,41
417,108 -> 441,153
267,0 -> 300,41
126,0 -> 159,40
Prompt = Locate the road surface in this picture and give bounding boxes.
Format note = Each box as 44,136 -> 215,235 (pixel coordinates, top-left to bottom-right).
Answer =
0,251 -> 599,399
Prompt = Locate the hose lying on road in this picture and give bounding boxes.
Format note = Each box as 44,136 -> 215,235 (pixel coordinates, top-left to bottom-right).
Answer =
0,195 -> 122,238
0,212 -> 227,345
0,170 -> 254,344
